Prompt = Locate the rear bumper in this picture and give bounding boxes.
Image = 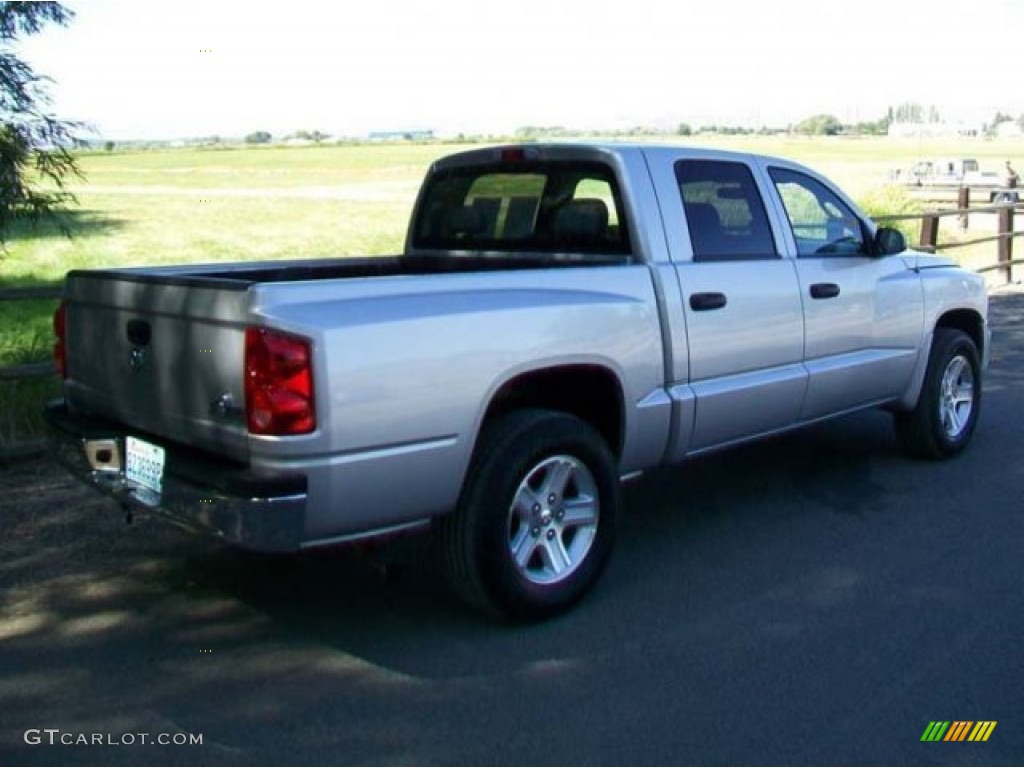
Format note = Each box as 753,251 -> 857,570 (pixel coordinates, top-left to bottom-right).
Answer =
44,400 -> 307,552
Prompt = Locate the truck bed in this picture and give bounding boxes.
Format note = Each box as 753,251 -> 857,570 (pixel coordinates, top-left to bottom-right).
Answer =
72,252 -> 633,290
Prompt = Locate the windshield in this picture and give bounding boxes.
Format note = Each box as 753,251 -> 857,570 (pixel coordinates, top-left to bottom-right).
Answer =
412,161 -> 630,257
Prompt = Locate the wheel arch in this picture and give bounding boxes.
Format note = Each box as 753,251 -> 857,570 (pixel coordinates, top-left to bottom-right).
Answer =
935,308 -> 985,358
896,307 -> 986,412
477,364 -> 626,459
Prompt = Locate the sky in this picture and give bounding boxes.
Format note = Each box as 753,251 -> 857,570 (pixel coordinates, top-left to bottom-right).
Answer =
14,0 -> 1024,141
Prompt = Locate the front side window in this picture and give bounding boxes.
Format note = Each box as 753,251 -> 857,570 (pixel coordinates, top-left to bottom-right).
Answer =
769,168 -> 868,257
675,160 -> 778,261
413,162 -> 629,256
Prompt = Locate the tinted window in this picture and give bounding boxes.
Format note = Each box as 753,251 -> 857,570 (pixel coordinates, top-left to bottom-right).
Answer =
769,168 -> 869,256
675,160 -> 778,261
413,162 -> 629,256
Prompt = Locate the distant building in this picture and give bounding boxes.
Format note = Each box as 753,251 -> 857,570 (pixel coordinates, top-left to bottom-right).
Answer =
368,130 -> 435,142
888,122 -> 981,139
995,122 -> 1024,139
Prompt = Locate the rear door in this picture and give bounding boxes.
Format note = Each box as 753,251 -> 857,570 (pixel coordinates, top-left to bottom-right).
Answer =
646,151 -> 806,450
763,164 -> 924,420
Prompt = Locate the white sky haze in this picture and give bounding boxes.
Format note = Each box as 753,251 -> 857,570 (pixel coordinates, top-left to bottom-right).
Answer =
16,0 -> 1024,140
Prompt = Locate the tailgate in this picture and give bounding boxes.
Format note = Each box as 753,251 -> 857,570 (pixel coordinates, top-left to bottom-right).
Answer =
62,272 -> 251,462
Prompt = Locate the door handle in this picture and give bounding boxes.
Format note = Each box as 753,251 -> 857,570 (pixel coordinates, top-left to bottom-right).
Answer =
689,292 -> 728,311
809,283 -> 841,300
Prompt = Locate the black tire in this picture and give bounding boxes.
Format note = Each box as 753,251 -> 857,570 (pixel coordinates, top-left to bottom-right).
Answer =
895,328 -> 981,459
438,409 -> 619,621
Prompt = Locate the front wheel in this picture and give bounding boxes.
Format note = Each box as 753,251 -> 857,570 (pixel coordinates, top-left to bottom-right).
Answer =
895,328 -> 981,459
438,409 -> 619,621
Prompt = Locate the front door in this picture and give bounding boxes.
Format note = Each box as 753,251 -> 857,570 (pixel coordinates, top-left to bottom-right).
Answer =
766,166 -> 924,420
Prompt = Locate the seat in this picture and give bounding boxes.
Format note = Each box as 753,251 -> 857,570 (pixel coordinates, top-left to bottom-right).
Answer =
551,198 -> 609,246
440,206 -> 488,239
684,202 -> 727,258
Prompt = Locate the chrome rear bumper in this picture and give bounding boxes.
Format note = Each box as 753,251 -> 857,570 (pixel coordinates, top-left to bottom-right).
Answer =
44,400 -> 306,552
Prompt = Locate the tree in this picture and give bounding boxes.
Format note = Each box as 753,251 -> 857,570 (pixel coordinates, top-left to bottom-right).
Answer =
245,131 -> 272,144
991,111 -> 1013,127
0,2 -> 81,243
891,103 -> 924,123
795,114 -> 842,136
889,102 -> 941,125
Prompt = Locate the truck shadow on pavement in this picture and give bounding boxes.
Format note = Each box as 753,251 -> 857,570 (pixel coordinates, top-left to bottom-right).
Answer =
0,402 -> 913,671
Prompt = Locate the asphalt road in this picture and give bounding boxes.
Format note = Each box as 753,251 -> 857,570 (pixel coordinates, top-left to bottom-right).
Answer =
2,288 -> 1023,766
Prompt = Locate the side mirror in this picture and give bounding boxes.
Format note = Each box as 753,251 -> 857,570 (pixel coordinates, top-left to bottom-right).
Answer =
874,227 -> 906,256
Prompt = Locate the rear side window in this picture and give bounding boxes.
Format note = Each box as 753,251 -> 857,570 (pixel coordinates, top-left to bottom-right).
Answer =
413,162 -> 630,256
675,160 -> 778,261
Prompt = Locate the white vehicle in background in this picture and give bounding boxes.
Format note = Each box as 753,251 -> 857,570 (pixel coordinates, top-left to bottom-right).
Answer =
892,158 -> 1011,201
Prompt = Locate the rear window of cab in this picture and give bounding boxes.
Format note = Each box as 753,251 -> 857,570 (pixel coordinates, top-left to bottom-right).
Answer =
413,161 -> 631,256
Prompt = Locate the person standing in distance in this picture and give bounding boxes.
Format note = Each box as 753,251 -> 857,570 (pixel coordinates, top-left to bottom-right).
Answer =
999,160 -> 1020,203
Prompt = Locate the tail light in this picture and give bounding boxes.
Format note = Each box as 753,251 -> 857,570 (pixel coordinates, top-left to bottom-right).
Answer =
244,327 -> 315,435
53,301 -> 68,379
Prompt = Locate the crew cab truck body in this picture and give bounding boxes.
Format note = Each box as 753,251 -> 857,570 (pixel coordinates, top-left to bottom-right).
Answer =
46,144 -> 989,620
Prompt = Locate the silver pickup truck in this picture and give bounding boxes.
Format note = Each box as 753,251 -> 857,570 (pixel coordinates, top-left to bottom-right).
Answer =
46,143 -> 989,620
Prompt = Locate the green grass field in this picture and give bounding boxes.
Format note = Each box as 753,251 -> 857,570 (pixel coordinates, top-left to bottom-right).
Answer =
6,135 -> 1021,284
1,134 -> 1021,446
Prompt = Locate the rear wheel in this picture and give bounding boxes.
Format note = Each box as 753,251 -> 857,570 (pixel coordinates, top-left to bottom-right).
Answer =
895,328 -> 981,459
439,409 -> 618,621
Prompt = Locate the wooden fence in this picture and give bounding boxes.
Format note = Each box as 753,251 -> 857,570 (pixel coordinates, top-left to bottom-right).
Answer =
875,190 -> 1023,283
1,200 -> 1022,457
0,285 -> 62,460
0,286 -> 61,383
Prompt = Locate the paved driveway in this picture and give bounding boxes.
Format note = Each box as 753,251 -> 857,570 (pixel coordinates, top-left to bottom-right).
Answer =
2,289 -> 1022,766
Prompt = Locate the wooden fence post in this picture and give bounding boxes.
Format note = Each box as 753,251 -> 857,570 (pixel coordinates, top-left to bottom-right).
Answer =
997,205 -> 1014,284
958,187 -> 970,231
919,214 -> 939,252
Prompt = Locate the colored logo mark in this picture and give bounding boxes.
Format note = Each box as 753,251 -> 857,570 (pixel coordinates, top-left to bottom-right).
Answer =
921,721 -> 997,742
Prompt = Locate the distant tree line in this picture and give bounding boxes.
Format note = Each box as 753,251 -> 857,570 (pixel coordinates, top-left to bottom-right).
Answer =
514,103 -> 1024,140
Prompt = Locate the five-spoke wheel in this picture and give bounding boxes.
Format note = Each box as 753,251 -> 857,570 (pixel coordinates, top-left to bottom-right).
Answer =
507,455 -> 600,586
938,353 -> 975,441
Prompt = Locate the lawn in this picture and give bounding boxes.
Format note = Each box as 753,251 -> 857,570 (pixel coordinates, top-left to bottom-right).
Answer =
6,134 -> 1021,285
1,134 -> 1020,446
0,142 -> 455,285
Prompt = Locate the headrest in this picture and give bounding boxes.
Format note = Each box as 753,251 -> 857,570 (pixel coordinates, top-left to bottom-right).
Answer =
553,198 -> 610,241
684,202 -> 723,232
441,206 -> 487,238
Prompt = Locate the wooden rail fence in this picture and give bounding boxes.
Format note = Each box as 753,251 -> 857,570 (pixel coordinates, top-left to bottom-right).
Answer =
0,285 -> 62,460
0,285 -> 62,383
875,192 -> 1023,284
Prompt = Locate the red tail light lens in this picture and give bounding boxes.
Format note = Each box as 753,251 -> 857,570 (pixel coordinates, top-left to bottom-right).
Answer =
53,301 -> 68,379
244,327 -> 315,435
